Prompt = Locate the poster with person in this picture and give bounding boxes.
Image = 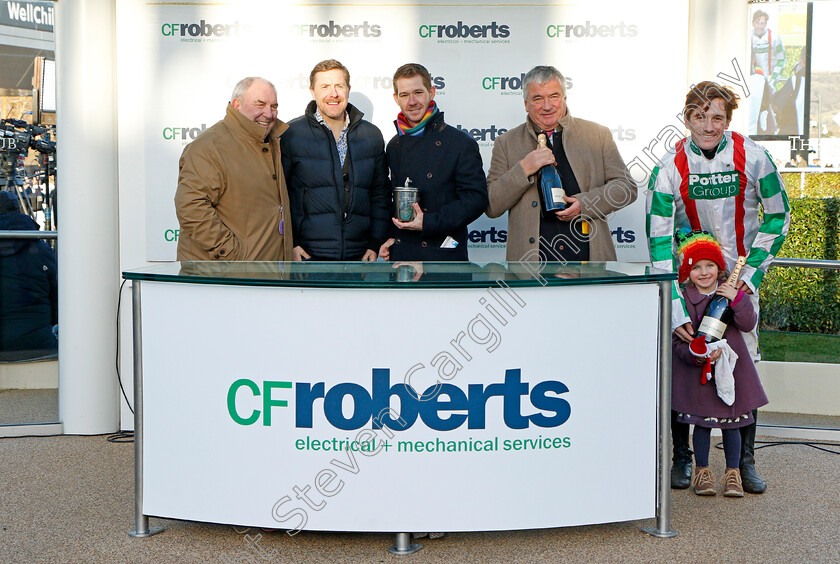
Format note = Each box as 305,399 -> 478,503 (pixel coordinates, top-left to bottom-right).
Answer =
748,3 -> 809,139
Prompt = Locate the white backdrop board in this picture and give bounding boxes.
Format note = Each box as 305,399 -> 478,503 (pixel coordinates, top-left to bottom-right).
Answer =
138,280 -> 659,531
116,0 -> 690,263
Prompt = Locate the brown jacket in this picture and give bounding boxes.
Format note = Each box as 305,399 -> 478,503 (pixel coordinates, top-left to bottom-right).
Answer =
175,104 -> 292,261
486,111 -> 636,261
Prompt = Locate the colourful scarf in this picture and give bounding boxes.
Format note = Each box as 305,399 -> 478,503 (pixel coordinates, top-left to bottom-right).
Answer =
396,100 -> 438,136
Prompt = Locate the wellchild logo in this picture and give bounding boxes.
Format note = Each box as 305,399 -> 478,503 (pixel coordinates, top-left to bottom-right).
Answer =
227,368 -> 571,432
420,21 -> 511,44
291,21 -> 381,39
547,21 -> 637,39
5,1 -> 54,29
161,20 -> 250,42
688,172 -> 741,199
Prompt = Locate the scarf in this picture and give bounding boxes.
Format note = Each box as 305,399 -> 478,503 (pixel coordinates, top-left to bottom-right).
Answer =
396,100 -> 438,136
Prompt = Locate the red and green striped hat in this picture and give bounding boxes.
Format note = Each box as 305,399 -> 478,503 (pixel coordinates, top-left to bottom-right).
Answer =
675,230 -> 725,283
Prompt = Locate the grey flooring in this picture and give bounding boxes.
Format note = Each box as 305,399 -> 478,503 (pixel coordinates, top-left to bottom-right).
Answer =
1,429 -> 839,563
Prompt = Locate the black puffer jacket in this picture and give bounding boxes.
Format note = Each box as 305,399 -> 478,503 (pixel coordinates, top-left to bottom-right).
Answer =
281,102 -> 390,259
0,212 -> 57,352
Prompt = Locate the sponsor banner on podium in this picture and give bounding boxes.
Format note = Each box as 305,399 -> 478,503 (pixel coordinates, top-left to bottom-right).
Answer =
140,281 -> 658,531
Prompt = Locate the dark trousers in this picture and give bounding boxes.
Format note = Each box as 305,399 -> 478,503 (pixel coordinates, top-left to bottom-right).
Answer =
672,409 -> 760,468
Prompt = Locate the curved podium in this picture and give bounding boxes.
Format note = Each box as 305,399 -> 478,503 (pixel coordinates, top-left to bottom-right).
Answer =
123,261 -> 676,540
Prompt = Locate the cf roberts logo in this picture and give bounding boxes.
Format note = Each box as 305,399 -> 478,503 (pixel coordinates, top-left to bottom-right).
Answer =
455,124 -> 508,143
469,227 -> 507,244
546,21 -> 637,39
611,125 -> 635,141
354,75 -> 446,92
420,21 -> 511,44
611,227 -> 635,244
161,20 -> 250,41
227,368 -> 571,432
291,21 -> 381,39
163,124 -> 207,142
483,74 -> 574,96
688,172 -> 741,200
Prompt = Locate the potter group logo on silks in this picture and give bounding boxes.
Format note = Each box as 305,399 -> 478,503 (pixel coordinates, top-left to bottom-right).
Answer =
226,368 -> 571,432
688,172 -> 741,199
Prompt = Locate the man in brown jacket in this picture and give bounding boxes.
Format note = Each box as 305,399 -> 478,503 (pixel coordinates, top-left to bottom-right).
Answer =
175,77 -> 293,261
486,66 -> 635,263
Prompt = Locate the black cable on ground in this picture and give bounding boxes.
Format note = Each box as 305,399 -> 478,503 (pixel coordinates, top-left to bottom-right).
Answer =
0,433 -> 64,440
106,430 -> 134,443
116,279 -> 134,414
715,439 -> 840,455
1,432 -> 132,441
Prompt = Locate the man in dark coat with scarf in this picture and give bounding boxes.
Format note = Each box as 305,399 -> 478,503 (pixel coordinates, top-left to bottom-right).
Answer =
0,191 -> 57,355
379,63 -> 488,262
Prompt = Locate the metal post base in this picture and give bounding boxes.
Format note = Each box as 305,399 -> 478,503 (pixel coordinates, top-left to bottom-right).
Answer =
128,526 -> 164,538
641,526 -> 678,539
388,532 -> 422,555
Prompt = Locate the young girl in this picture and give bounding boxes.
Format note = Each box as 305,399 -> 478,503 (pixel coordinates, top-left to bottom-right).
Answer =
672,231 -> 769,497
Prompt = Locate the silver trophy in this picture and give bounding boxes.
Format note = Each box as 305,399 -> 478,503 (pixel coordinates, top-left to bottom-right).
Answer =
393,177 -> 418,222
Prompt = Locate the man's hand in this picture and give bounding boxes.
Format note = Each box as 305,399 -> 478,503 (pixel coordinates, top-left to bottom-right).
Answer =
554,196 -> 581,222
361,249 -> 377,262
520,147 -> 556,177
293,246 -> 311,261
393,203 -> 424,231
379,238 -> 395,261
736,281 -> 753,295
708,348 -> 723,362
674,322 -> 694,343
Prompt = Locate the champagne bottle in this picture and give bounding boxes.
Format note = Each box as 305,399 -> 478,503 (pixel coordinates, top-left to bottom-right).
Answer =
695,256 -> 748,342
536,133 -> 566,211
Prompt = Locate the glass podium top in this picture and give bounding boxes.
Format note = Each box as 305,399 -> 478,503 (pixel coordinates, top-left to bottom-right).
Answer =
123,261 -> 675,289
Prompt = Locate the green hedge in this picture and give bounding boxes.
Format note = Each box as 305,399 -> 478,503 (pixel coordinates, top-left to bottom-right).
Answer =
760,197 -> 840,334
781,172 -> 840,199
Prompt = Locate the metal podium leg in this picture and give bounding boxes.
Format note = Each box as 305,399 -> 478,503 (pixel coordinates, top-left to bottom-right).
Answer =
128,281 -> 164,538
643,280 -> 678,538
388,533 -> 422,555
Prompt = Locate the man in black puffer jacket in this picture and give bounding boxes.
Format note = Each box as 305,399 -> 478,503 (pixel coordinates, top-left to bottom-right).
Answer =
281,59 -> 391,261
0,191 -> 57,355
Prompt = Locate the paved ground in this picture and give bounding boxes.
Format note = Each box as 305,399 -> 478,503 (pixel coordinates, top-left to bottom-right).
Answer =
1,430 -> 839,564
